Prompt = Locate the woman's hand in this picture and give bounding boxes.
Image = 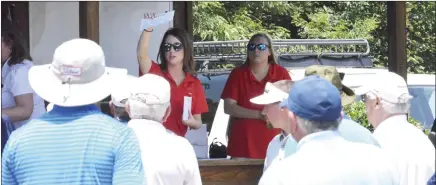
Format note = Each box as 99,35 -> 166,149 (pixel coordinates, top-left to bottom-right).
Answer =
143,13 -> 156,31
182,110 -> 201,130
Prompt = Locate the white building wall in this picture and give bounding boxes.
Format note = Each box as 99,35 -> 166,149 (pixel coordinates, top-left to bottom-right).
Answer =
99,2 -> 173,76
29,2 -> 80,66
28,1 -> 173,77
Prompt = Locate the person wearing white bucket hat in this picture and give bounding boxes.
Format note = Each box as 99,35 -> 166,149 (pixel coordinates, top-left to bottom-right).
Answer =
1,38 -> 145,185
126,73 -> 202,185
355,71 -> 436,185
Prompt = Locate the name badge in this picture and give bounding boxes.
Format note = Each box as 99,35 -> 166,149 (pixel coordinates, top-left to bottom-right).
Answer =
60,66 -> 82,76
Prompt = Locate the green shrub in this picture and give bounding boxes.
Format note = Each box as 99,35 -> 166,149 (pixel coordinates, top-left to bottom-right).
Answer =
343,101 -> 430,135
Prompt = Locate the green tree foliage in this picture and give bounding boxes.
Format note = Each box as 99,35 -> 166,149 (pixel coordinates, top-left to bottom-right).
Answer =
193,1 -> 435,74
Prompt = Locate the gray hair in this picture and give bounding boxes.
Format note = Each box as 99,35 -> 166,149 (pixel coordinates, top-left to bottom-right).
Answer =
295,116 -> 340,135
367,92 -> 410,114
127,99 -> 170,122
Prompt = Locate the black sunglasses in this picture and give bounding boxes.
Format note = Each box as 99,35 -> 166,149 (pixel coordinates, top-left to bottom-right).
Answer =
247,43 -> 269,51
163,43 -> 183,52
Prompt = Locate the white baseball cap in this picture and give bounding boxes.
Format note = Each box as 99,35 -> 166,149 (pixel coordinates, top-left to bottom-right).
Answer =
354,72 -> 412,104
250,80 -> 293,105
29,38 -> 127,107
111,75 -> 137,107
128,73 -> 171,107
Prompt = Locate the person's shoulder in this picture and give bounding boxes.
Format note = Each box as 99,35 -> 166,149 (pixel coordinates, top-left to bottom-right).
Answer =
8,60 -> 32,73
271,63 -> 288,73
87,113 -> 133,135
167,133 -> 193,147
230,64 -> 249,74
271,63 -> 287,71
5,118 -> 45,148
345,140 -> 385,157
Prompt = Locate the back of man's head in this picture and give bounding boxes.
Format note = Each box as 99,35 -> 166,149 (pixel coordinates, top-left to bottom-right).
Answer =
127,74 -> 171,122
282,75 -> 343,138
111,75 -> 137,122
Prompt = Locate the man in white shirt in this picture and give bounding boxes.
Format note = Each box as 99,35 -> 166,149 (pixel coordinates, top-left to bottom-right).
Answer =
258,75 -> 399,185
355,71 -> 436,185
250,80 -> 295,172
125,73 -> 202,185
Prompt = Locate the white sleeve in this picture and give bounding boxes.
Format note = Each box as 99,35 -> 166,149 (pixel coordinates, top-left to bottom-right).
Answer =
263,140 -> 274,172
184,143 -> 202,185
10,66 -> 33,97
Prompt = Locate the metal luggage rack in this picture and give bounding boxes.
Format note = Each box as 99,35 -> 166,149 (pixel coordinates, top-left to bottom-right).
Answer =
194,39 -> 371,74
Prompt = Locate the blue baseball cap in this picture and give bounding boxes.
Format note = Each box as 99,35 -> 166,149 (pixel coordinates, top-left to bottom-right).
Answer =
280,75 -> 342,121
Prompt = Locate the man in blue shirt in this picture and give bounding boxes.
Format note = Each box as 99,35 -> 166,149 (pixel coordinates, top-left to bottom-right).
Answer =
2,38 -> 145,185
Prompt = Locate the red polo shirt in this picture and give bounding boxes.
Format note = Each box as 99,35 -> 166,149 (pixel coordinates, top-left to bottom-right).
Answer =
139,62 -> 209,136
221,63 -> 291,159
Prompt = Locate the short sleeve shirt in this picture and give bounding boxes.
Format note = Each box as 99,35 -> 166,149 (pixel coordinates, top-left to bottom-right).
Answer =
139,62 -> 208,136
1,59 -> 46,129
220,63 -> 291,158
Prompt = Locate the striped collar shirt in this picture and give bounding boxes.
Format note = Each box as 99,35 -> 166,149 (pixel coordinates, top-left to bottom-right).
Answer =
1,104 -> 145,185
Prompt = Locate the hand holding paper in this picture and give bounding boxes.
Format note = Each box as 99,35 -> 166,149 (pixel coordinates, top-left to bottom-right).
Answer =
182,110 -> 198,128
140,11 -> 175,31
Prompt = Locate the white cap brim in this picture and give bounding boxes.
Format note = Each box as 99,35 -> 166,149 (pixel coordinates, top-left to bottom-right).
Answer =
354,85 -> 371,96
250,82 -> 289,105
250,93 -> 284,105
29,64 -> 128,107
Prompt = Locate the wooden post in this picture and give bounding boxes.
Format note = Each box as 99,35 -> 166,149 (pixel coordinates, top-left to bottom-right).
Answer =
173,1 -> 193,37
79,1 -> 99,44
387,1 -> 407,81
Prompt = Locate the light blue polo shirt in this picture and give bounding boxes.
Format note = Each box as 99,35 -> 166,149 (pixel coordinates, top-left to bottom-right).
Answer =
2,104 -> 145,185
284,114 -> 380,157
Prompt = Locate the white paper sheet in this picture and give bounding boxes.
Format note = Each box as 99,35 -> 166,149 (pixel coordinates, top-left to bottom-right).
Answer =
139,11 -> 175,31
183,96 -> 192,121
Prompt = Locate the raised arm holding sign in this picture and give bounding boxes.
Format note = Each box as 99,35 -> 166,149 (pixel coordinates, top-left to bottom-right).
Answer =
136,13 -> 209,137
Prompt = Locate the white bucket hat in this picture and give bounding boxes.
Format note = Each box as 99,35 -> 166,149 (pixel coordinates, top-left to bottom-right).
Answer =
28,38 -> 127,107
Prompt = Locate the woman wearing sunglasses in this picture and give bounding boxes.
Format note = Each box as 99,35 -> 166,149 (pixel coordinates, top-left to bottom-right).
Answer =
221,33 -> 291,159
136,25 -> 208,137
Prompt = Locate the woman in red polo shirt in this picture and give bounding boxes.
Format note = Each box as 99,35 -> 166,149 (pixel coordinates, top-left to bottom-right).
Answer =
221,33 -> 291,159
136,26 -> 208,137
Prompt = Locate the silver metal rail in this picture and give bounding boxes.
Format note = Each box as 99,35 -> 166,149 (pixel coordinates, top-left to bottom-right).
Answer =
194,39 -> 370,60
194,39 -> 371,74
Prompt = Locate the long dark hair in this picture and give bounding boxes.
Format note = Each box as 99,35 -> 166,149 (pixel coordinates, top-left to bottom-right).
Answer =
246,33 -> 278,65
1,30 -> 32,66
157,27 -> 196,75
